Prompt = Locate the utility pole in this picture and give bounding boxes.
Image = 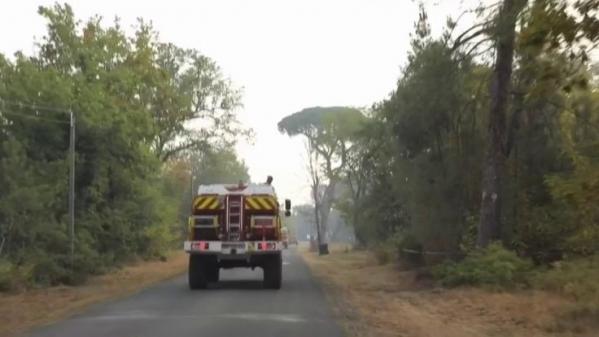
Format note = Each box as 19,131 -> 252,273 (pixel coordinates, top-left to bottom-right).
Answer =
69,111 -> 75,268
190,160 -> 194,210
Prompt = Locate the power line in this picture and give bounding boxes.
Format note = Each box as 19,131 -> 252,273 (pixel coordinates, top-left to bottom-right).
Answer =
0,98 -> 71,124
0,109 -> 70,124
0,98 -> 72,114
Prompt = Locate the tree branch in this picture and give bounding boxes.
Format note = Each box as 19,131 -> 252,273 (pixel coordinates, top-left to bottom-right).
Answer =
451,24 -> 490,52
160,138 -> 210,162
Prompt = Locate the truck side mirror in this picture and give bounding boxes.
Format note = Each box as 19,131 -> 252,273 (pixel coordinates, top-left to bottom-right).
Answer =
284,199 -> 291,217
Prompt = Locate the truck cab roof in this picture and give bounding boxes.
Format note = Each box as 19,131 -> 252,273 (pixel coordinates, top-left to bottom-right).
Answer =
197,183 -> 276,196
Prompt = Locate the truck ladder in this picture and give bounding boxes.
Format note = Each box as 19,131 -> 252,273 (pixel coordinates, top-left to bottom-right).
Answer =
227,195 -> 243,241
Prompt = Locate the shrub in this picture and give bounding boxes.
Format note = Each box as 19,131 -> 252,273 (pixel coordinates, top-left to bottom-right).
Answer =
373,244 -> 395,265
372,232 -> 404,265
513,206 -> 570,264
532,255 -> 599,332
0,259 -> 16,291
31,255 -> 71,286
142,223 -> 177,260
433,243 -> 533,287
531,255 -> 599,303
0,259 -> 32,291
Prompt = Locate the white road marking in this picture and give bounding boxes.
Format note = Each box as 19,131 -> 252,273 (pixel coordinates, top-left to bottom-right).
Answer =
221,313 -> 306,323
80,312 -> 311,324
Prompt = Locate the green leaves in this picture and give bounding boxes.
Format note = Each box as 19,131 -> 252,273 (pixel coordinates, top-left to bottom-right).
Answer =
278,106 -> 364,139
191,146 -> 250,185
0,3 -> 247,288
433,243 -> 533,287
345,1 -> 599,263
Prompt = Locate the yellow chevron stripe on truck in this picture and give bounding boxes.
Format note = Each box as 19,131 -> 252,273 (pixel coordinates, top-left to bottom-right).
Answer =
193,196 -> 220,210
245,196 -> 278,210
246,197 -> 261,210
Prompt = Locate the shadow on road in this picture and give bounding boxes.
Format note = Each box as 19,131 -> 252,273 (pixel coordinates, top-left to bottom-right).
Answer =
206,280 -> 267,290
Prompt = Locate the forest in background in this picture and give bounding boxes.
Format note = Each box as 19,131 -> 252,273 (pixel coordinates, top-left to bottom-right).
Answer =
344,1 -> 599,259
0,3 -> 249,290
349,0 -> 599,260
279,1 -> 599,313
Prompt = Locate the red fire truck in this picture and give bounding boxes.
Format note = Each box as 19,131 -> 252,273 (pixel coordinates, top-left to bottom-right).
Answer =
184,182 -> 291,289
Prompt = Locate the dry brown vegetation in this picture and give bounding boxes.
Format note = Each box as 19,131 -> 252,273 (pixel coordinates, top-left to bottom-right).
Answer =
0,252 -> 187,337
301,246 -> 598,337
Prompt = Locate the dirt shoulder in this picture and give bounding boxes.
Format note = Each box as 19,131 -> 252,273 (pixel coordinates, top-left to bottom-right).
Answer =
301,246 -> 594,337
0,252 -> 188,337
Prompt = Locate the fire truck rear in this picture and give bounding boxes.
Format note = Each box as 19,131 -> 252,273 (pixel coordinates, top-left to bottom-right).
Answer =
183,181 -> 291,289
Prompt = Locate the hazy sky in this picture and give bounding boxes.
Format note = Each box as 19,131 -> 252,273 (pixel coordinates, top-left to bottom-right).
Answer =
0,0 -> 480,204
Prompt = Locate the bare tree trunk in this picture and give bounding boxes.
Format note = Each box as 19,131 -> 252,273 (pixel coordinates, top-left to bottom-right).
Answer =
0,235 -> 5,257
319,181 -> 336,242
312,184 -> 322,248
306,141 -> 324,251
478,0 -> 525,247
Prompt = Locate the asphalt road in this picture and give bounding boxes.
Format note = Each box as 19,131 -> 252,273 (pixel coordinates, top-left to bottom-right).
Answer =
28,248 -> 344,337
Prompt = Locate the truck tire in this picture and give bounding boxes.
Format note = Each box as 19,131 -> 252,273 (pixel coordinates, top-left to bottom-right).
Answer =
263,252 -> 282,289
207,265 -> 219,283
188,255 -> 208,289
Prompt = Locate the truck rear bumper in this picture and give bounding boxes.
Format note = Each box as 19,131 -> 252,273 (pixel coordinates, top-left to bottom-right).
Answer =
184,240 -> 281,257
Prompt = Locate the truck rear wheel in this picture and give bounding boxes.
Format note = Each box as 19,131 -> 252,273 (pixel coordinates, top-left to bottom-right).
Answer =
207,265 -> 219,283
263,253 -> 282,289
188,255 -> 208,289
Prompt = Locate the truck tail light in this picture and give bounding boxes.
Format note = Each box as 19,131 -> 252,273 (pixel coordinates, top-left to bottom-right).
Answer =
258,242 -> 276,250
191,241 -> 210,251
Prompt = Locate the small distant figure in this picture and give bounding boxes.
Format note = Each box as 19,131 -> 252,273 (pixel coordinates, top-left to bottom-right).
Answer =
266,175 -> 273,185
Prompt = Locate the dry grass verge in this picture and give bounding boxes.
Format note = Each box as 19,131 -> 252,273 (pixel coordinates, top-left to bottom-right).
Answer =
0,252 -> 187,337
301,246 -> 596,337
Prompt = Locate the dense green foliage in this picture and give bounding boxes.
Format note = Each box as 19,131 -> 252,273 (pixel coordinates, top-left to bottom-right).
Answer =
434,250 -> 599,314
191,147 -> 250,186
0,4 -> 247,288
345,31 -> 487,253
334,1 -> 599,268
433,243 -> 533,287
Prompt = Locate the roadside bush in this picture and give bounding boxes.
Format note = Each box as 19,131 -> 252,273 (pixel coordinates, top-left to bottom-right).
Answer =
372,243 -> 395,265
0,259 -> 32,291
31,255 -> 71,286
0,259 -> 17,291
372,232 -> 403,265
532,255 -> 599,332
143,223 -> 178,260
531,255 -> 599,303
433,243 -> 533,287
